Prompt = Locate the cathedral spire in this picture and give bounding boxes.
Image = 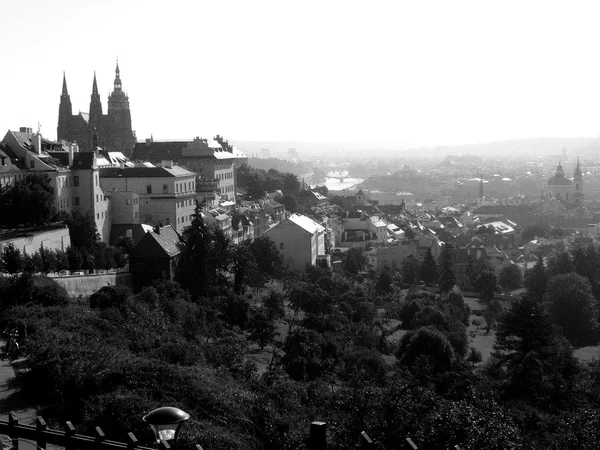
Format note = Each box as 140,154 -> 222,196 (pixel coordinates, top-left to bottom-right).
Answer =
114,61 -> 122,91
62,72 -> 69,96
92,71 -> 99,96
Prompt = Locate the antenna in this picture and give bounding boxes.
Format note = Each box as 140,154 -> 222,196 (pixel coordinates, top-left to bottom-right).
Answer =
37,122 -> 41,134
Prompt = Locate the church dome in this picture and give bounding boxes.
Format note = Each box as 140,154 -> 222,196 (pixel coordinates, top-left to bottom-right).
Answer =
547,175 -> 572,186
548,161 -> 572,186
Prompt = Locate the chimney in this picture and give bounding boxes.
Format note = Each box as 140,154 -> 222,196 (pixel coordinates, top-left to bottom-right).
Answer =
68,143 -> 75,166
161,160 -> 173,169
32,133 -> 42,155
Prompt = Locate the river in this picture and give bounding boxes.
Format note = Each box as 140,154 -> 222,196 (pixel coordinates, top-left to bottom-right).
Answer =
325,177 -> 364,191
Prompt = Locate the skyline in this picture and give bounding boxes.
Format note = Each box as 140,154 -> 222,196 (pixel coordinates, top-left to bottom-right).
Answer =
4,0 -> 600,147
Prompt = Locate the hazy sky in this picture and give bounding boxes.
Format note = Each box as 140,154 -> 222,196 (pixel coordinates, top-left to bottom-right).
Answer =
3,0 -> 600,146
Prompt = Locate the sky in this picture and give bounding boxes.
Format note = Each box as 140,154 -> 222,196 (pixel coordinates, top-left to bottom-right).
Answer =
3,0 -> 600,147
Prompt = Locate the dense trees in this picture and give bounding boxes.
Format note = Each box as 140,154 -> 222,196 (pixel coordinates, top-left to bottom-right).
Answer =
437,245 -> 455,293
0,173 -> 56,227
499,264 -> 522,291
420,248 -> 437,287
545,273 -> 599,346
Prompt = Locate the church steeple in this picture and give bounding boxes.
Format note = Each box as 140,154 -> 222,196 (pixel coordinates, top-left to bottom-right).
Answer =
58,71 -> 73,140
479,174 -> 484,199
114,61 -> 122,91
555,160 -> 564,178
89,71 -> 103,125
62,72 -> 69,96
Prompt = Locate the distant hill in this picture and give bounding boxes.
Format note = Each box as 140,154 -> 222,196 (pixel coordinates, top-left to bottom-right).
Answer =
230,136 -> 600,161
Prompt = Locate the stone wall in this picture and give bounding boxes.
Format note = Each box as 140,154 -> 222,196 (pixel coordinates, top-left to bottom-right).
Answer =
51,272 -> 133,298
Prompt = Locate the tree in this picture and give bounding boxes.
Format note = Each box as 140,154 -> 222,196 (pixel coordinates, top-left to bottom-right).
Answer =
401,255 -> 421,285
525,254 -> 547,303
375,266 -> 394,295
312,185 -> 328,196
474,269 -> 497,301
2,243 -> 23,274
546,273 -> 599,346
437,245 -> 455,293
65,210 -> 99,249
248,236 -> 282,279
493,296 -> 578,404
0,173 -> 56,227
276,194 -> 298,213
420,248 -> 438,287
572,244 -> 600,300
521,223 -> 550,242
176,202 -> 211,299
397,327 -> 454,370
342,247 -> 366,275
498,264 -> 522,291
547,251 -> 575,278
247,312 -> 277,349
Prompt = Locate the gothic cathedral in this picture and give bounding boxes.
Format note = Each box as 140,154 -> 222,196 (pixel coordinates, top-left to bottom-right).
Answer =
57,63 -> 135,153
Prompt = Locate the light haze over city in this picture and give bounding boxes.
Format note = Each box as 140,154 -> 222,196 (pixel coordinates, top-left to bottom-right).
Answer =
4,0 -> 600,147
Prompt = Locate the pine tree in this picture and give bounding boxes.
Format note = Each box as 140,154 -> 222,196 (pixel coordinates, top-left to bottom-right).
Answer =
525,254 -> 547,303
420,247 -> 438,288
176,201 -> 210,299
437,244 -> 455,293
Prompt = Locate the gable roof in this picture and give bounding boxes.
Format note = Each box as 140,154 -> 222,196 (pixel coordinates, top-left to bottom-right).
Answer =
130,225 -> 181,258
288,214 -> 324,234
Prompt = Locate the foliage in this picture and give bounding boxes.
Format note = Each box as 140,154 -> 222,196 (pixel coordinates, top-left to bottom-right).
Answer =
2,243 -> 23,274
0,173 -> 56,227
342,247 -> 366,275
401,255 -> 421,285
474,269 -> 498,301
419,248 -> 438,287
397,327 -> 454,370
521,223 -> 550,242
437,244 -> 456,293
546,251 -> 575,278
499,264 -> 522,291
545,273 -> 599,346
524,254 -> 547,302
65,210 -> 100,249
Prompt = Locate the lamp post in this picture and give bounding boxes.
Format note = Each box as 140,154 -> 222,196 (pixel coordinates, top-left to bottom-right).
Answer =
143,407 -> 190,446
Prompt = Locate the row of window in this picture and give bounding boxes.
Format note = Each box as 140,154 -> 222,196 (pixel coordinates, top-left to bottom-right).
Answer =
177,199 -> 194,208
217,172 -> 233,181
96,210 -> 109,220
125,198 -> 139,205
220,185 -> 234,193
59,197 -> 80,209
96,194 -> 108,203
177,215 -> 192,225
58,175 -> 79,188
176,181 -> 196,193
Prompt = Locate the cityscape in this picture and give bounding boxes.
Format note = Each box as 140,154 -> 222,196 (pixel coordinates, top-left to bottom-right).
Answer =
4,1 -> 600,449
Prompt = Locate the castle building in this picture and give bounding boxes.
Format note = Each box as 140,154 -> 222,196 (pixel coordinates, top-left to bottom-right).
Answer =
57,63 -> 135,154
546,159 -> 584,205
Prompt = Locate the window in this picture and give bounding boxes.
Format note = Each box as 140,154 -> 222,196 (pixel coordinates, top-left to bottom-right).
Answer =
96,194 -> 99,202
147,185 -> 152,194
66,198 -> 70,207
126,199 -> 131,205
73,176 -> 79,186
95,175 -> 98,186
30,160 -> 34,168
135,212 -> 138,218
97,213 -> 100,219
75,197 -> 79,206
163,184 -> 168,194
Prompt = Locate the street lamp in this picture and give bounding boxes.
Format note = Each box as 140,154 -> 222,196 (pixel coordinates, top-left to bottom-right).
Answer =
143,407 -> 190,446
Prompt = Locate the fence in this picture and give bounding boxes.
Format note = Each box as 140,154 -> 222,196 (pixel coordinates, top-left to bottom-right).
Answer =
0,412 -> 169,450
0,414 -> 457,450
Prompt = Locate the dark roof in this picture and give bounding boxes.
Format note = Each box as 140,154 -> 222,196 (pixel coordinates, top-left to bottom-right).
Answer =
72,152 -> 96,169
130,225 -> 181,259
133,141 -> 190,161
47,151 -> 70,167
100,166 -> 194,178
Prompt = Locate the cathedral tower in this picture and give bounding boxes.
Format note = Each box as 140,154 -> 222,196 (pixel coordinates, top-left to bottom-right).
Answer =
57,72 -> 73,140
89,72 -> 103,126
106,62 -> 135,152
